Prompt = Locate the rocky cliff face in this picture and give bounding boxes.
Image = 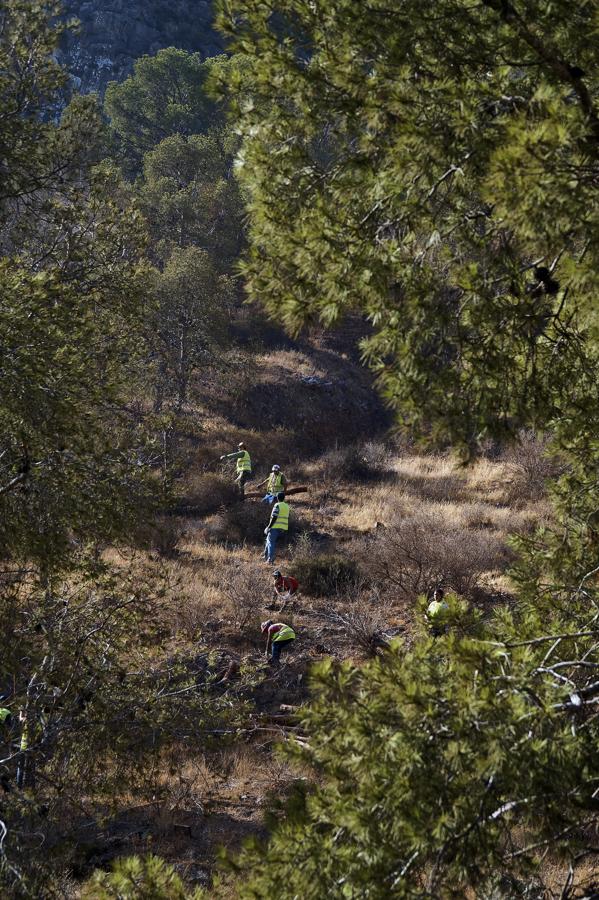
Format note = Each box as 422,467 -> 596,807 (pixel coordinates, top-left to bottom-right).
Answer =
59,1 -> 223,94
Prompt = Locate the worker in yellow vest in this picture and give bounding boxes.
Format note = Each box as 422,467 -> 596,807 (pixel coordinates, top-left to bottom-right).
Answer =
256,464 -> 288,504
426,588 -> 450,636
220,441 -> 252,498
263,492 -> 290,565
261,620 -> 296,665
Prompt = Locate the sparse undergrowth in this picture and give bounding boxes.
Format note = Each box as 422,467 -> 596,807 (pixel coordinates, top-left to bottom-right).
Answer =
118,425 -> 553,892
33,347 -> 555,894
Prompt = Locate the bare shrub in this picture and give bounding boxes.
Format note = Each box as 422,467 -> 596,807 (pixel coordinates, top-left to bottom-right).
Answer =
503,429 -> 563,503
317,443 -> 388,487
292,553 -> 360,596
224,565 -> 268,628
365,509 -> 508,599
291,530 -> 314,560
362,441 -> 392,473
174,582 -> 227,639
177,472 -> 238,516
202,502 -> 266,545
138,517 -> 183,557
331,586 -> 395,655
335,604 -> 392,655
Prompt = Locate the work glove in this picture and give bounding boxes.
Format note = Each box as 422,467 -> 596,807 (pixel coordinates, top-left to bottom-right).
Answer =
219,455 -> 225,460
264,527 -> 270,535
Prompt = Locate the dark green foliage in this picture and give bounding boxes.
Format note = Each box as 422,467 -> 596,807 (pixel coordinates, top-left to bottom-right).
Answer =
104,50 -> 246,412
104,49 -> 225,164
225,605 -> 599,897
0,1 -> 154,570
149,247 -> 235,410
291,553 -> 360,596
84,854 -> 204,899
139,131 -> 244,270
217,0 -> 599,453
0,8 -> 247,894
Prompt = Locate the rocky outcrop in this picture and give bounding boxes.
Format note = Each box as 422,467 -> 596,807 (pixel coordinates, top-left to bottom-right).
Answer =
59,1 -> 223,94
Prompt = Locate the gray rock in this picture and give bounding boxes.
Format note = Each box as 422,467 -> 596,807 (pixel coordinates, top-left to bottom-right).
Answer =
58,1 -> 224,95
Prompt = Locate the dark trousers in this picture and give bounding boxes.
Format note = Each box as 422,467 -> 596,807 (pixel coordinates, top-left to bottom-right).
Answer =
236,470 -> 250,497
271,638 -> 294,664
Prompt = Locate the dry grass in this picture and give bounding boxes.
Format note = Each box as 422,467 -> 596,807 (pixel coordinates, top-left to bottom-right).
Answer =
93,343 -> 561,893
176,472 -> 239,516
326,449 -> 553,604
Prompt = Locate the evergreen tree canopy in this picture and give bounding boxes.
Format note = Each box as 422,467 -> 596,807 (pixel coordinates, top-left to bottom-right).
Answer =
139,130 -> 244,270
149,246 -> 234,409
0,0 -> 154,569
105,49 -> 234,167
218,0 -> 599,450
228,610 -> 599,898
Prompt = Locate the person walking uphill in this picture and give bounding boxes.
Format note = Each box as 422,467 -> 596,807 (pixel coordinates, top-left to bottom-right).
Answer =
261,620 -> 296,665
220,442 -> 252,498
263,492 -> 290,565
256,465 -> 288,504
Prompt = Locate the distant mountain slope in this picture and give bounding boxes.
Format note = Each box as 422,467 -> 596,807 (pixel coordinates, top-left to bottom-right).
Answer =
58,0 -> 222,94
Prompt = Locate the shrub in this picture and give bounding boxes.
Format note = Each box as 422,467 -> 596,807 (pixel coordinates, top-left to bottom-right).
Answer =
225,565 -> 268,628
366,510 -> 508,599
332,591 -> 395,656
503,429 -> 563,503
317,443 -> 389,487
202,501 -> 270,546
362,441 -> 392,474
292,553 -> 360,596
136,517 -> 183,557
176,472 -> 238,516
202,498 -> 309,549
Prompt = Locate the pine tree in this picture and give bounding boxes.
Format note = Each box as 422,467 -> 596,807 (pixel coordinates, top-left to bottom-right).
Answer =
217,0 -> 599,451
0,0 -> 154,570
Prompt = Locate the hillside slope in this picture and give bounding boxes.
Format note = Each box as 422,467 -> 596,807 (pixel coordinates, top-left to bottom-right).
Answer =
78,339 -> 553,892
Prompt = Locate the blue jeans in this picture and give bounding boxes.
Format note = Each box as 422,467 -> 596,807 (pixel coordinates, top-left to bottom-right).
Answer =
272,638 -> 294,663
261,493 -> 276,504
264,528 -> 284,564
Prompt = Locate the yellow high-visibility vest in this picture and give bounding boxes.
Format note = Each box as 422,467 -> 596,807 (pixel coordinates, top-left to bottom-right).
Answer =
236,451 -> 251,473
427,600 -> 449,622
273,624 -> 296,642
272,501 -> 290,531
267,472 -> 284,493
0,708 -> 11,724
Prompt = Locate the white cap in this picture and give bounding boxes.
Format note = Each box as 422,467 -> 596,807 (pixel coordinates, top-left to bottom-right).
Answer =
272,464 -> 280,471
